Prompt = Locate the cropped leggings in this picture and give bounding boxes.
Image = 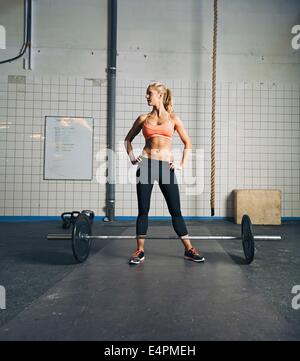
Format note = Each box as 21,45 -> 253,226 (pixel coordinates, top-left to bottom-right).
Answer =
136,157 -> 188,238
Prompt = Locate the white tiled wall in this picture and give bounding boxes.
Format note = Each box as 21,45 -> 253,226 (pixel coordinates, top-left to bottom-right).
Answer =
0,75 -> 299,217
0,74 -> 107,216
116,80 -> 300,218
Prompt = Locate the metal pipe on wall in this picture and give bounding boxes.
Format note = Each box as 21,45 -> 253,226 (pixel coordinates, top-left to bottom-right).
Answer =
27,0 -> 32,69
23,0 -> 32,69
105,0 -> 118,221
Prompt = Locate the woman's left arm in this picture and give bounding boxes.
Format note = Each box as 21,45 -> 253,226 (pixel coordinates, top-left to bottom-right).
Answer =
172,114 -> 192,169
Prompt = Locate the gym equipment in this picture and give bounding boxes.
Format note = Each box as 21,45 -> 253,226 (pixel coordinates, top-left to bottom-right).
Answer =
61,210 -> 95,229
61,211 -> 80,229
81,210 -> 95,224
241,214 -> 255,264
47,213 -> 281,264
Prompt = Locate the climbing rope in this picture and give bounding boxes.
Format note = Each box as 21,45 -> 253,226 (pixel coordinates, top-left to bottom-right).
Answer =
210,0 -> 218,216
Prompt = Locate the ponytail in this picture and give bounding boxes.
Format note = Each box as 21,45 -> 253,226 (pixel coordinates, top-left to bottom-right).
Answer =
163,88 -> 173,113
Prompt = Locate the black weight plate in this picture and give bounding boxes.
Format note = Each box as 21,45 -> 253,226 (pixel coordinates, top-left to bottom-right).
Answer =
241,214 -> 255,264
81,210 -> 95,224
72,213 -> 92,263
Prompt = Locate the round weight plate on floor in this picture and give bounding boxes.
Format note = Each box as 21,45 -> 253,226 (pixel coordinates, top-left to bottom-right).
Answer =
241,214 -> 255,264
81,209 -> 95,224
72,213 -> 92,263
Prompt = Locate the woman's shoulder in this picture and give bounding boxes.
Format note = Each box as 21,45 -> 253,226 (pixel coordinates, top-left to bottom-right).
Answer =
138,113 -> 151,121
169,112 -> 181,126
136,113 -> 151,125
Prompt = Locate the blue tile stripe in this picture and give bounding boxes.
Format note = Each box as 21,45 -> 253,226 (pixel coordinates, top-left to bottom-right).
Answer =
0,216 -> 299,222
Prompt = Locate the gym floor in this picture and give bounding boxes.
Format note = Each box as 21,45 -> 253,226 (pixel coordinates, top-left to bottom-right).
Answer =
0,219 -> 299,341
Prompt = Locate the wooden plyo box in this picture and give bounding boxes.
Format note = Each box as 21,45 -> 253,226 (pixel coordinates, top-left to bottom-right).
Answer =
233,189 -> 281,225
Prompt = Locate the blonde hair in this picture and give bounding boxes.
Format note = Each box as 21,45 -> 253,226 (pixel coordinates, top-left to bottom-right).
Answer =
147,82 -> 173,113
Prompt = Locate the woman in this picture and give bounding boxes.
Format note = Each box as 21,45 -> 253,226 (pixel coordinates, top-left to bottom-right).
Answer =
124,82 -> 205,264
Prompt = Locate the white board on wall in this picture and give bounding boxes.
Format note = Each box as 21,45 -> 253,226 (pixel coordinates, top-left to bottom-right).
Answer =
44,116 -> 94,180
0,25 -> 5,49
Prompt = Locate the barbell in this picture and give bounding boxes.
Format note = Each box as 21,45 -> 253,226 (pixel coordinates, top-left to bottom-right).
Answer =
61,210 -> 95,229
47,213 -> 281,264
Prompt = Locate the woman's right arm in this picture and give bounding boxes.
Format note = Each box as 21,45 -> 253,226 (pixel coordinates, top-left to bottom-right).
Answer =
124,115 -> 145,164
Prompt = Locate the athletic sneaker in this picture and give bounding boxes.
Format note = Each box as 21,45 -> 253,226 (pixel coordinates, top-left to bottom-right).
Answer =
129,249 -> 145,265
184,247 -> 205,262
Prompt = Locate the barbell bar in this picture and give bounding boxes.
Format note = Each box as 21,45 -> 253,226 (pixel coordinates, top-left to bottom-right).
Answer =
47,235 -> 281,241
47,213 -> 282,264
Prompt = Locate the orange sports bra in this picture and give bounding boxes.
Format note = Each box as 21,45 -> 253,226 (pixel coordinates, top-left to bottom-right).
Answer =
142,117 -> 175,140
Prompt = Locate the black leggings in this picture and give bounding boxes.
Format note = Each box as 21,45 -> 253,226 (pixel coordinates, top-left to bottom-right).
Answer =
136,157 -> 188,238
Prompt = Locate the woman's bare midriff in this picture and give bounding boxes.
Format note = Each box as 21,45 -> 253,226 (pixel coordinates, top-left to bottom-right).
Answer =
142,136 -> 174,162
